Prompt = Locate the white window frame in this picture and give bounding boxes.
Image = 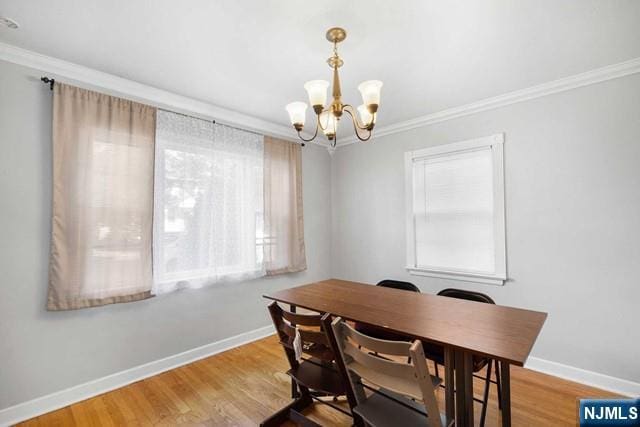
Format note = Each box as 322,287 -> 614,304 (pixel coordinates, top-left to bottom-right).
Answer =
404,133 -> 506,285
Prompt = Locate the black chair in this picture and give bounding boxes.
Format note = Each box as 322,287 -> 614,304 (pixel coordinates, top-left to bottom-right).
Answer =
354,280 -> 420,341
423,288 -> 502,427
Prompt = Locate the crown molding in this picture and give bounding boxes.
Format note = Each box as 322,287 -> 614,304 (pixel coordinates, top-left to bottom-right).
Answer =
0,42 -> 325,147
338,57 -> 640,147
2,41 -> 637,152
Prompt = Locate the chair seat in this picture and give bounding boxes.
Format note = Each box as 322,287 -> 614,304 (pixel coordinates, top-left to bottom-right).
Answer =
354,323 -> 411,343
287,358 -> 345,396
354,388 -> 448,427
422,341 -> 489,372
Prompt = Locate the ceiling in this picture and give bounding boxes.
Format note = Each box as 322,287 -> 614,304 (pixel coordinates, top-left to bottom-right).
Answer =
1,0 -> 640,134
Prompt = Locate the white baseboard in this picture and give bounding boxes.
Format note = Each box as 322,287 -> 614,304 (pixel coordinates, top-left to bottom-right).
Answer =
0,325 -> 275,427
2,326 -> 638,426
525,357 -> 640,397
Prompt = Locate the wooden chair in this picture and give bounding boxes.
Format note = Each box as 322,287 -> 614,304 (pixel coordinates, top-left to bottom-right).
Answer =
326,316 -> 447,427
422,288 -> 502,427
261,302 -> 349,427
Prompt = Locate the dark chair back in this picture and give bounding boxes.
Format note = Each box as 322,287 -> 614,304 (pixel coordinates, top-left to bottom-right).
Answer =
437,288 -> 495,304
377,279 -> 420,293
268,302 -> 335,363
263,303 -> 347,425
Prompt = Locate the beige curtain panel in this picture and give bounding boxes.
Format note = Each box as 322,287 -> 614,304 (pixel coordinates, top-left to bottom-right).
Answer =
47,83 -> 157,310
263,136 -> 307,275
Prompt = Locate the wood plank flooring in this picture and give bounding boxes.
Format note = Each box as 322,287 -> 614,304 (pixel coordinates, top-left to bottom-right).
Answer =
17,335 -> 620,426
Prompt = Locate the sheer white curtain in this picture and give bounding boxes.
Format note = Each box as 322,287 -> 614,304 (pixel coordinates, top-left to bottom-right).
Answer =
153,110 -> 265,294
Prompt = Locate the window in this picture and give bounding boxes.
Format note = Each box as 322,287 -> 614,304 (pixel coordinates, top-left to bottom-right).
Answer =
152,111 -> 306,295
153,111 -> 265,293
405,134 -> 506,285
48,83 -> 306,310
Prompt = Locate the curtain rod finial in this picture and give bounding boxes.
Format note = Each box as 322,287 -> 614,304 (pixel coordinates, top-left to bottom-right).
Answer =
41,77 -> 55,90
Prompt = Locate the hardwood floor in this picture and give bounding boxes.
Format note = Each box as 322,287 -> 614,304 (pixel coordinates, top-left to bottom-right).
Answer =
18,335 -> 619,426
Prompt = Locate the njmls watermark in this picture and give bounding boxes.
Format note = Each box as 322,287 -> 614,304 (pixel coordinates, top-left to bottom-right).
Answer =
580,398 -> 640,426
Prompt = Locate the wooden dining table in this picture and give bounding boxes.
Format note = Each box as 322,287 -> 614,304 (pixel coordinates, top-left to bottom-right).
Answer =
264,279 -> 547,427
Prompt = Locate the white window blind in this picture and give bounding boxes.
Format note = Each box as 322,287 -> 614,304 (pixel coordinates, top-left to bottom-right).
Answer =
405,134 -> 506,285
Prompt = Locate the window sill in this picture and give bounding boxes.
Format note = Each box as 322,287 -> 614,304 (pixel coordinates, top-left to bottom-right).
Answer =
405,267 -> 506,286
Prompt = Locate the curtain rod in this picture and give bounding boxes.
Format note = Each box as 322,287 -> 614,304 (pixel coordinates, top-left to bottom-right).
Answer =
156,108 -> 273,139
157,108 -> 215,124
40,76 -> 214,123
39,76 -> 298,143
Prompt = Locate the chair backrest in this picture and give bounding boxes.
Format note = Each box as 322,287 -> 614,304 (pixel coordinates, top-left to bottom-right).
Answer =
268,302 -> 334,363
437,288 -> 495,304
329,317 -> 443,427
377,279 -> 421,293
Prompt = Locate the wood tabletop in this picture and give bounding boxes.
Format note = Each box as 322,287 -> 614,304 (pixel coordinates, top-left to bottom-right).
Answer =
264,279 -> 547,366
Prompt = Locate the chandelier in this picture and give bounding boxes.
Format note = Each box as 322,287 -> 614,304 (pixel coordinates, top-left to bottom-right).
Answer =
285,27 -> 382,148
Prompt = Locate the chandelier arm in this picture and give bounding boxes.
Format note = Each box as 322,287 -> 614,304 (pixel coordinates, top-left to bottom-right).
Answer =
317,112 -> 330,132
296,118 -> 320,143
343,104 -> 369,130
343,107 -> 373,142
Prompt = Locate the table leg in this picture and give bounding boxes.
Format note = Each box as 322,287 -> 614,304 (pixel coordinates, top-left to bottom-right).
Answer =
290,304 -> 298,399
500,361 -> 511,427
454,351 -> 466,426
444,347 -> 455,424
462,351 -> 474,426
454,350 -> 474,427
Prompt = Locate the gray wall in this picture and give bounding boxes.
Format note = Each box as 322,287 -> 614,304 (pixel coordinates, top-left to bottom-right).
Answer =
2,57 -> 639,411
0,60 -> 332,410
331,73 -> 640,382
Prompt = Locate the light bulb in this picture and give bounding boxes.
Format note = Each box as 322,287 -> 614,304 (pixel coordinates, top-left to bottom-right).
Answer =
357,104 -> 376,127
357,80 -> 383,112
304,80 -> 330,113
320,111 -> 338,140
285,102 -> 307,130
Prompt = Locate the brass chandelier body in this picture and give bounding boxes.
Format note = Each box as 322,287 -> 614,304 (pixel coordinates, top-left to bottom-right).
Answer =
286,28 -> 382,148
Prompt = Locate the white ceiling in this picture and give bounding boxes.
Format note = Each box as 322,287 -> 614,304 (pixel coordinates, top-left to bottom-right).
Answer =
1,0 -> 640,133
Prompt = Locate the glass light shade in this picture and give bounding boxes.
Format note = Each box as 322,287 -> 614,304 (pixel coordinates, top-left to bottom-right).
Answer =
357,80 -> 383,106
320,111 -> 338,137
285,102 -> 307,126
304,80 -> 330,108
357,104 -> 376,126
